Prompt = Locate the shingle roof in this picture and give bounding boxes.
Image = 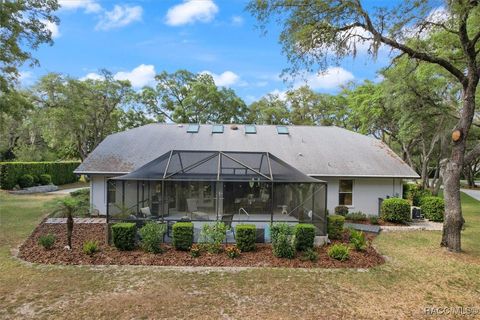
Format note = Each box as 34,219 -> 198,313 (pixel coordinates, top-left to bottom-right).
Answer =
75,123 -> 419,178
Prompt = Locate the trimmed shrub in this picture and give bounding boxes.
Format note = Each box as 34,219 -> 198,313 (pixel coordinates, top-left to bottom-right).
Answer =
349,229 -> 367,251
327,215 -> 345,240
300,248 -> 318,262
83,240 -> 99,256
38,233 -> 55,250
368,215 -> 379,225
345,211 -> 367,221
328,244 -> 350,261
0,161 -> 80,190
225,245 -> 241,259
39,174 -> 52,185
139,222 -> 166,253
381,198 -> 411,223
235,224 -> 256,252
272,233 -> 295,259
421,196 -> 445,222
271,222 -> 292,244
334,205 -> 349,216
404,184 -> 432,206
111,222 -> 136,251
18,174 -> 34,188
173,222 -> 194,251
294,223 -> 315,251
32,174 -> 40,185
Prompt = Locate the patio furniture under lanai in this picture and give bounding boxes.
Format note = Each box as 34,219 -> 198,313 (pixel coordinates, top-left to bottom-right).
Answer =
106,150 -> 327,240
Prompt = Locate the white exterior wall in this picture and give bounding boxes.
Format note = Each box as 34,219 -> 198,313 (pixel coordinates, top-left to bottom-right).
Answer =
316,177 -> 403,216
91,175 -> 108,215
91,175 -> 403,217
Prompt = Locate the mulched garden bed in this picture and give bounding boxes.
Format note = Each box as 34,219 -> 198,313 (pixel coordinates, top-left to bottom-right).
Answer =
345,219 -> 405,226
18,223 -> 385,269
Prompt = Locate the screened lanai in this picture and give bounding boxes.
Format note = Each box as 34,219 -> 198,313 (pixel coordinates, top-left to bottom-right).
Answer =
107,150 -> 327,238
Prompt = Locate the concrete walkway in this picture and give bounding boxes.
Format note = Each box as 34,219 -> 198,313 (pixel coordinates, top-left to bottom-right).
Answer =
344,223 -> 381,234
48,187 -> 90,195
345,220 -> 443,234
46,217 -> 105,224
461,188 -> 480,201
381,220 -> 442,232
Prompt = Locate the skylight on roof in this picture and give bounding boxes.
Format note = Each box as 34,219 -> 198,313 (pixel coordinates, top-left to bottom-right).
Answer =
187,124 -> 200,133
276,126 -> 289,135
212,124 -> 224,133
245,124 -> 257,134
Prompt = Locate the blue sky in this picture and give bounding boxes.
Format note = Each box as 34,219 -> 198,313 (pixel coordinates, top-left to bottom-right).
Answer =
21,0 -> 397,103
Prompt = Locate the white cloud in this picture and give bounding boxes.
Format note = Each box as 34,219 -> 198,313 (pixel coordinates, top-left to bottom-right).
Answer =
201,70 -> 240,87
43,20 -> 60,39
96,5 -> 143,30
58,0 -> 102,13
294,67 -> 354,90
18,71 -> 34,86
269,89 -> 287,101
231,15 -> 244,26
166,0 -> 218,26
81,64 -> 156,88
113,64 -> 156,88
80,72 -> 104,81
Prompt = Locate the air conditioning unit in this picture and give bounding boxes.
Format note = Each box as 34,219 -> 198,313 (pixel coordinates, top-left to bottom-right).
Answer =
411,206 -> 422,220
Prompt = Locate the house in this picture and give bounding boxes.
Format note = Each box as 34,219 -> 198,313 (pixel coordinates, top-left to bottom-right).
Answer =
75,123 -> 419,238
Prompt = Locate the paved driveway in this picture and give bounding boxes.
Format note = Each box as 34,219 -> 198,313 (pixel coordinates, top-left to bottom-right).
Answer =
461,189 -> 480,201
49,187 -> 89,195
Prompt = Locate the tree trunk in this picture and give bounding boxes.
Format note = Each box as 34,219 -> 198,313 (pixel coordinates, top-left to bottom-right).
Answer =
421,160 -> 429,190
441,84 -> 477,252
440,158 -> 464,252
465,166 -> 475,188
67,211 -> 73,249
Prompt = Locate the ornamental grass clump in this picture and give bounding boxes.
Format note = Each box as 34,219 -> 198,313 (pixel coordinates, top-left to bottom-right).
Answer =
328,244 -> 350,261
83,240 -> 99,256
38,233 -> 56,250
349,229 -> 367,251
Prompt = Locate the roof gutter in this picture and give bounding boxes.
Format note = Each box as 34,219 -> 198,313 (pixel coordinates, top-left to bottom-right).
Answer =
308,173 -> 420,179
73,170 -> 130,175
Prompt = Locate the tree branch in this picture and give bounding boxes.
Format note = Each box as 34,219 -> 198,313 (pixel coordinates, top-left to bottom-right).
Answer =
352,0 -> 467,85
465,143 -> 480,164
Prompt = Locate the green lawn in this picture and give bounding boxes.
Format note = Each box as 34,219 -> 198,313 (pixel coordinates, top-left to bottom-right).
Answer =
1,191 -> 479,319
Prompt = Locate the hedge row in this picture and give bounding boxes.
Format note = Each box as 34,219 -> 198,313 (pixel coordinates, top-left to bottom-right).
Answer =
0,161 -> 80,189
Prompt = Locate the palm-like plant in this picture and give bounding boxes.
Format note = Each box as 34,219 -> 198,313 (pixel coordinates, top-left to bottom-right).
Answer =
52,198 -> 88,249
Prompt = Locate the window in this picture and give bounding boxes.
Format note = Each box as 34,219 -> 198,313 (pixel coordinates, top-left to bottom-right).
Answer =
276,125 -> 289,134
339,180 -> 353,206
212,124 -> 224,133
107,180 -> 116,203
187,124 -> 200,133
245,124 -> 256,134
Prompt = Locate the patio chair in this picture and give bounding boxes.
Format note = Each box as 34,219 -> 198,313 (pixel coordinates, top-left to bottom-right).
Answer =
187,198 -> 209,220
140,207 -> 152,219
